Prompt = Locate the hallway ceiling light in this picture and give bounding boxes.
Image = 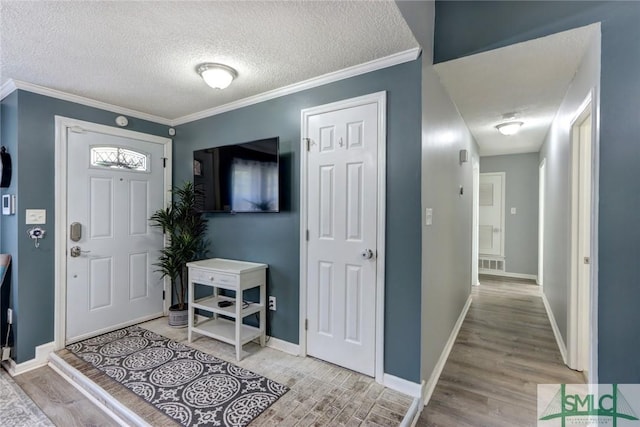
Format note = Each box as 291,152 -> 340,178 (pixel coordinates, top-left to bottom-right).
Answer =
495,121 -> 523,136
197,63 -> 237,90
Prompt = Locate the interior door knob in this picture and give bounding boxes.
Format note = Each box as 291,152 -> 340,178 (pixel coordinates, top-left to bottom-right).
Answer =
361,249 -> 374,260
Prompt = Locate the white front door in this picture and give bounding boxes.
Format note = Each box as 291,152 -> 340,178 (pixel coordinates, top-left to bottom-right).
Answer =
479,173 -> 505,257
303,97 -> 381,377
65,128 -> 167,343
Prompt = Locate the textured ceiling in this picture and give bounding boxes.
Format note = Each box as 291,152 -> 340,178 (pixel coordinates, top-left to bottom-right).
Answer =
434,24 -> 598,156
0,1 -> 418,121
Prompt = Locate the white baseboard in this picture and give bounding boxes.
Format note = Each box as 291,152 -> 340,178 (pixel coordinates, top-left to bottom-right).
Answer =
401,391 -> 426,427
423,296 -> 472,407
1,341 -> 55,376
541,291 -> 568,364
49,353 -> 150,427
479,270 -> 538,281
266,336 -> 300,356
382,373 -> 423,398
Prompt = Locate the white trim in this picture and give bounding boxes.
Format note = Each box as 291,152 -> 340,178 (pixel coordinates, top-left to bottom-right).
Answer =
567,90 -> 595,373
541,291 -> 568,364
1,341 -> 55,376
478,270 -> 538,281
299,91 -> 387,383
538,158 -> 546,288
0,79 -> 18,100
2,47 -> 419,128
402,396 -> 425,427
471,158 -> 480,287
382,374 -> 423,398
54,116 -> 172,351
173,48 -> 418,126
65,314 -> 164,345
49,353 -> 150,427
423,296 -> 472,407
265,336 -> 300,356
2,80 -> 171,125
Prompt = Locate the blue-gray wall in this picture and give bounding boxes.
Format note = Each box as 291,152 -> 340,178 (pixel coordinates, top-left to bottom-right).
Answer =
1,90 -> 168,363
435,0 -> 640,383
174,60 -> 423,382
481,153 -> 539,276
0,91 -> 19,352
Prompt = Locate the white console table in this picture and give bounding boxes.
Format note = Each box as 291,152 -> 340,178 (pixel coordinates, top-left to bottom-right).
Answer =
186,258 -> 267,361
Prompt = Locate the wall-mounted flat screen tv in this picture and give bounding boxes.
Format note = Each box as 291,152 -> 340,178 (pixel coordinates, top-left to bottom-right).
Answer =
193,137 -> 279,213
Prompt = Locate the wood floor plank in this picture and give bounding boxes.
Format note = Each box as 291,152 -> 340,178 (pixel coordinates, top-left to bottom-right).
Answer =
13,366 -> 116,427
417,276 -> 584,427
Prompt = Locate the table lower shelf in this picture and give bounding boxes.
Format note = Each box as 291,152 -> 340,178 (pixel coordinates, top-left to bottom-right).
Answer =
191,317 -> 262,346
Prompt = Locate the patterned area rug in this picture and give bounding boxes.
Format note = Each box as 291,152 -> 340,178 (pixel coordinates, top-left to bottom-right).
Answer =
0,367 -> 55,427
68,326 -> 288,427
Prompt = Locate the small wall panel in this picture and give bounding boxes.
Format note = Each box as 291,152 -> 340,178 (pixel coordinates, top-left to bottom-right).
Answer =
89,257 -> 112,310
319,126 -> 335,152
347,121 -> 364,149
129,180 -> 148,236
319,166 -> 335,239
346,162 -> 363,241
90,177 -> 113,239
318,261 -> 333,336
129,252 -> 148,300
345,265 -> 362,344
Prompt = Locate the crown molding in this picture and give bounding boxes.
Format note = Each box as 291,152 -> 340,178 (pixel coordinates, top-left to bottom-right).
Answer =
0,80 -> 18,100
1,47 -> 420,127
172,47 -> 421,126
1,79 -> 173,126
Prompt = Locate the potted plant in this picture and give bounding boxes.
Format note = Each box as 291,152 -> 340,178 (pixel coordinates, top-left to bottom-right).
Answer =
150,181 -> 208,327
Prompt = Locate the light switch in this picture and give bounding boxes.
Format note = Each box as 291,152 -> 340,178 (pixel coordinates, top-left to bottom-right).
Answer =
425,208 -> 433,226
25,209 -> 46,225
511,207 -> 517,215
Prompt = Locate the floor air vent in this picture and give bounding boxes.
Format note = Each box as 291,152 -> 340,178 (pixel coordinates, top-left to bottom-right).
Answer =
479,257 -> 505,273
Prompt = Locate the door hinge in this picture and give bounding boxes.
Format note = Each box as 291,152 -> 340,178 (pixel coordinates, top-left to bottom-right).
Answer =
306,230 -> 309,241
304,138 -> 312,151
305,319 -> 308,331
162,290 -> 166,300
162,158 -> 167,168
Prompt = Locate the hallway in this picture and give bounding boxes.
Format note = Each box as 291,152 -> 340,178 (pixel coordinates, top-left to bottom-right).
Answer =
418,276 -> 584,427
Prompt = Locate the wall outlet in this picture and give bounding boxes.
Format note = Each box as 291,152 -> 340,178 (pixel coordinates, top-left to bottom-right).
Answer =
268,296 -> 276,311
7,308 -> 12,325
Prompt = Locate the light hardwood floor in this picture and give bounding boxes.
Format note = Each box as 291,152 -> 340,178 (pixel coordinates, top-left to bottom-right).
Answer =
13,365 -> 116,426
417,275 -> 584,427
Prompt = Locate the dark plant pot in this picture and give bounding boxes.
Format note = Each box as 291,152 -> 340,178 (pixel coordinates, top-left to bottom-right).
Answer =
168,303 -> 188,328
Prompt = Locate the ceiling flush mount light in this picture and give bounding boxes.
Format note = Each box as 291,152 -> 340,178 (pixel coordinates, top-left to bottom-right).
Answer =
197,63 -> 237,90
496,121 -> 524,136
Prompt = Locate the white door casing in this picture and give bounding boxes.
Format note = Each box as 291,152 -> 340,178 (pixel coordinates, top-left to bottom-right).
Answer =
568,93 -> 594,375
479,172 -> 505,257
538,159 -> 546,287
54,117 -> 172,347
472,159 -> 480,286
300,92 -> 386,380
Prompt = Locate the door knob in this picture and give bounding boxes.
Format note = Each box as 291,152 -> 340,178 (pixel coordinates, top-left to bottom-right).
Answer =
70,246 -> 91,257
361,249 -> 374,260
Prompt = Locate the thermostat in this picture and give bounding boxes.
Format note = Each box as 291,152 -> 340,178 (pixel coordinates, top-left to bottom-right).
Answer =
2,194 -> 15,215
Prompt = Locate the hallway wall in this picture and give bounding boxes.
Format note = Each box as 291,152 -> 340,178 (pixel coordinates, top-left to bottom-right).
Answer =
434,0 -> 640,384
539,28 -> 600,352
480,153 -> 539,277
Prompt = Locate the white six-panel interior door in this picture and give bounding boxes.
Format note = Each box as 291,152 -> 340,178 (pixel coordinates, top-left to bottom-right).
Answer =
479,172 -> 505,257
56,117 -> 170,344
300,92 -> 386,378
